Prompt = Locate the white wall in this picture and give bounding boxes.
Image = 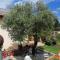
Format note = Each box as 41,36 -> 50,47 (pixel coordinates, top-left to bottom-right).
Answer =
0,25 -> 13,50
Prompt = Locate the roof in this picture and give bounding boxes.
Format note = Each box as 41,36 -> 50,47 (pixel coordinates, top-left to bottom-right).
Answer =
0,8 -> 8,15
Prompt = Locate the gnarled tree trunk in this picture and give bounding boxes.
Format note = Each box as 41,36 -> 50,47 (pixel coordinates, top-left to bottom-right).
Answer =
32,34 -> 38,56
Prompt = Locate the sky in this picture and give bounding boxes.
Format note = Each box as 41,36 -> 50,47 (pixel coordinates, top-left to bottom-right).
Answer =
0,0 -> 60,21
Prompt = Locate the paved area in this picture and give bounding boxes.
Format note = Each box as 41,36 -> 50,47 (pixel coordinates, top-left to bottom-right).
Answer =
15,50 -> 53,60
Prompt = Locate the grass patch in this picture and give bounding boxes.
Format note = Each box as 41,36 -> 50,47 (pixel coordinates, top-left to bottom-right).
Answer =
44,34 -> 60,54
44,45 -> 60,54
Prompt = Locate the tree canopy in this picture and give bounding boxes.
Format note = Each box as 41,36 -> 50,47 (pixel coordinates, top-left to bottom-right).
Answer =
2,1 -> 57,42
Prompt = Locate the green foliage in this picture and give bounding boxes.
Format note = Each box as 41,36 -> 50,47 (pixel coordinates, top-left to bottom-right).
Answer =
3,3 -> 32,41
56,34 -> 60,45
2,1 -> 57,42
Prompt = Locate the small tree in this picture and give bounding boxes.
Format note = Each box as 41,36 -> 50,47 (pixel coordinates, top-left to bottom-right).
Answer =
3,1 -> 57,56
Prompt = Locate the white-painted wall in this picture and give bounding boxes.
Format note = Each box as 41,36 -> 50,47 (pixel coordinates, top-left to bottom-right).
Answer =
0,25 -> 13,50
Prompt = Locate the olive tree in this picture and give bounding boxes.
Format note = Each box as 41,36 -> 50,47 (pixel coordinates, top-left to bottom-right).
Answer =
2,1 -> 57,55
